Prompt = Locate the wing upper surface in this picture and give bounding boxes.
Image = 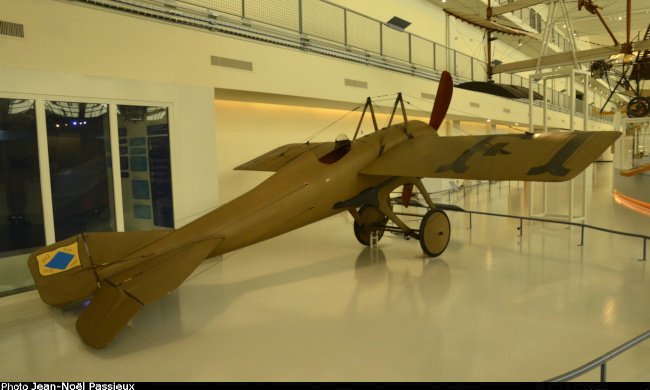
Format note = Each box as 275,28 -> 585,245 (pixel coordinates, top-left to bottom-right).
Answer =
359,131 -> 620,182
235,142 -> 336,172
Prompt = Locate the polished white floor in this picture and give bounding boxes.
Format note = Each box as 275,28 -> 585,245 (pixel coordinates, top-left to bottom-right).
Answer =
1,163 -> 649,382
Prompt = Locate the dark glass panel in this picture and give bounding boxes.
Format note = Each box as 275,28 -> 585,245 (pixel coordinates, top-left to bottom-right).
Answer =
0,98 -> 45,295
45,101 -> 115,240
0,98 -> 45,252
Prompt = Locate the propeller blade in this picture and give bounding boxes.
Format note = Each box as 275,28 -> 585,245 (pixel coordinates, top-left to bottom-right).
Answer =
401,183 -> 414,208
429,71 -> 454,130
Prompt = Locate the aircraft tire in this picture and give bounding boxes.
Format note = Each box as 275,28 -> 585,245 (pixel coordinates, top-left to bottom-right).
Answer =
627,97 -> 650,118
353,205 -> 388,246
419,209 -> 450,257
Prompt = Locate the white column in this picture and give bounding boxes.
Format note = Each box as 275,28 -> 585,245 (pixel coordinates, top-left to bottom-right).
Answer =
35,99 -> 55,245
109,104 -> 125,232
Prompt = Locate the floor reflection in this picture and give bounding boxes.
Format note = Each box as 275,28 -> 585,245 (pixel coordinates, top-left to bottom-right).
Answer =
83,246 -> 453,356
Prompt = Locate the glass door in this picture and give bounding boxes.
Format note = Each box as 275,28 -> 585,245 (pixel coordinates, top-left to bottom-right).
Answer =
44,101 -> 116,240
0,98 -> 45,295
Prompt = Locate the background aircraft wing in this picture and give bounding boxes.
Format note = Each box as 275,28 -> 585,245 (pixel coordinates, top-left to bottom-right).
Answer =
359,131 -> 620,182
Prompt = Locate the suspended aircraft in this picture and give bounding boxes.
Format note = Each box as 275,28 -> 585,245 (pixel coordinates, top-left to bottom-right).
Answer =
578,0 -> 650,117
471,0 -> 650,116
28,71 -> 620,349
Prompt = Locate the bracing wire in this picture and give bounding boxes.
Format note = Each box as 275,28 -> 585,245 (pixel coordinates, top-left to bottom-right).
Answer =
402,93 -> 530,135
300,100 -> 366,144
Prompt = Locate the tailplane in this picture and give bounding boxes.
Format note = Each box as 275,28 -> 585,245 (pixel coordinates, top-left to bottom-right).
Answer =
28,230 -> 223,348
28,230 -> 173,307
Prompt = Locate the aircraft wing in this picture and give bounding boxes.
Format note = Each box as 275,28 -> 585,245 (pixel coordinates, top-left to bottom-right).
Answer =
492,39 -> 650,74
359,131 -> 620,182
235,142 -> 336,172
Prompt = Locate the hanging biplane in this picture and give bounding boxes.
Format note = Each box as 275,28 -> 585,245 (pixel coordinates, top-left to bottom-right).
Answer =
28,71 -> 620,349
577,0 -> 650,117
472,0 -> 650,116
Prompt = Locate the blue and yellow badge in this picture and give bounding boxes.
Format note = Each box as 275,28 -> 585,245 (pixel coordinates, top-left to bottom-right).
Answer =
36,242 -> 81,276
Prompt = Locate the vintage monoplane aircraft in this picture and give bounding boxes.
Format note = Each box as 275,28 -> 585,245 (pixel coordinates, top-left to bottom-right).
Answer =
28,71 -> 620,349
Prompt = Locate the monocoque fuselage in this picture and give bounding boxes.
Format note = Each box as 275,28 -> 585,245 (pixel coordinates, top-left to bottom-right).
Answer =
123,120 -> 436,262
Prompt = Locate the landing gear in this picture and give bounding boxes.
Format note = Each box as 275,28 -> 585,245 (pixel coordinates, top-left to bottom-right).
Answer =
349,177 -> 453,257
418,209 -> 450,257
353,205 -> 388,246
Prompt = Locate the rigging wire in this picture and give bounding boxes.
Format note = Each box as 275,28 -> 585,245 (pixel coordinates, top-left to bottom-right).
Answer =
300,100 -> 366,144
402,93 -> 530,135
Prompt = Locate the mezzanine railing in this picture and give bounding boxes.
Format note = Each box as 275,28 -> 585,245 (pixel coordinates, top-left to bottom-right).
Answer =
85,0 -> 613,123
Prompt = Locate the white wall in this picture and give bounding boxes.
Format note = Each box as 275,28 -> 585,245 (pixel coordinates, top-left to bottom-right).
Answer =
214,99 -> 434,203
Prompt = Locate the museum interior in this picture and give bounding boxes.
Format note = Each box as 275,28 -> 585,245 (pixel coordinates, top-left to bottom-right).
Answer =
1,0 -> 649,382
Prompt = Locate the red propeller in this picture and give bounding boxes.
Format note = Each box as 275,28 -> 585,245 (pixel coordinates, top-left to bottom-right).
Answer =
429,71 -> 454,131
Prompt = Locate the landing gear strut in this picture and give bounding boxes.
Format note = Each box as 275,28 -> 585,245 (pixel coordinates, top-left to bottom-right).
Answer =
350,177 -> 451,257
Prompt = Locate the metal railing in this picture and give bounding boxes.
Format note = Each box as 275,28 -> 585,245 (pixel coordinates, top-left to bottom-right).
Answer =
394,179 -> 649,381
546,329 -> 650,382
87,0 -> 612,123
494,0 -> 572,52
393,180 -> 648,261
422,180 -> 649,261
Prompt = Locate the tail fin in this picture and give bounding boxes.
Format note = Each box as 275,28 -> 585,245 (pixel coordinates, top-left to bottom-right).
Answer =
429,71 -> 454,130
29,231 -> 223,348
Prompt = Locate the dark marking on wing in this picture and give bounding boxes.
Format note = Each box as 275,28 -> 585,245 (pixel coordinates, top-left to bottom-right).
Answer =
435,135 -> 514,174
526,132 -> 592,176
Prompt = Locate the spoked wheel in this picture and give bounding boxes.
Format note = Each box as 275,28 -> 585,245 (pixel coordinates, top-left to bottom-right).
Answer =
627,97 -> 650,118
419,209 -> 450,257
353,205 -> 388,246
